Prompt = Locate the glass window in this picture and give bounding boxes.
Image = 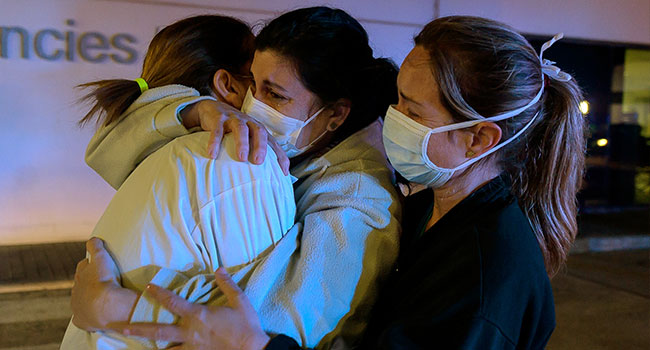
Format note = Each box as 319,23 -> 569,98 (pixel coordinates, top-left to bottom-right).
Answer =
526,36 -> 650,238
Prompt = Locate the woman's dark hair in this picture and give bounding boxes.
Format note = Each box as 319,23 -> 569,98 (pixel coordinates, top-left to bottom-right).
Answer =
255,7 -> 398,141
414,16 -> 587,277
79,15 -> 254,127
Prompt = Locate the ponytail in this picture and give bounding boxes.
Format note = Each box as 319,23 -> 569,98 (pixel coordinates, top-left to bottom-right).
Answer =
78,79 -> 142,127
510,77 -> 587,277
78,15 -> 254,128
415,16 -> 588,277
362,57 -> 399,120
342,57 -> 398,140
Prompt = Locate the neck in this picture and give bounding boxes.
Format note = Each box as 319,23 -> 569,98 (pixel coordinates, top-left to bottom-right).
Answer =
427,165 -> 501,230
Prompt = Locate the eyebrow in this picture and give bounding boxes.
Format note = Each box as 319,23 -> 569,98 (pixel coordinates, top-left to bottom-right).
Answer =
399,90 -> 423,107
263,79 -> 289,93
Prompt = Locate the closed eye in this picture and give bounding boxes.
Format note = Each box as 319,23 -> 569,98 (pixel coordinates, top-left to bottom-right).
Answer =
269,90 -> 288,101
407,109 -> 420,118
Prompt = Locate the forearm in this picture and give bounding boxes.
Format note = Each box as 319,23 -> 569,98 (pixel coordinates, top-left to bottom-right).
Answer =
78,283 -> 140,329
179,100 -> 201,129
246,166 -> 401,347
247,212 -> 399,347
103,284 -> 140,326
70,281 -> 140,332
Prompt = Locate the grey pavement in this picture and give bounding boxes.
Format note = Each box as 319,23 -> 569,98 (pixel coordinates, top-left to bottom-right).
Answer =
547,249 -> 650,350
0,250 -> 648,349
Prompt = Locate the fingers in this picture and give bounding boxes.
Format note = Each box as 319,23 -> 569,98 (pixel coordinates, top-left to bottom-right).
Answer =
247,121 -> 268,165
111,323 -> 185,343
207,125 -> 224,159
84,237 -> 120,283
268,138 -> 290,176
86,237 -> 111,268
224,119 -> 250,161
86,237 -> 105,258
145,284 -> 194,318
213,268 -> 246,308
75,258 -> 88,278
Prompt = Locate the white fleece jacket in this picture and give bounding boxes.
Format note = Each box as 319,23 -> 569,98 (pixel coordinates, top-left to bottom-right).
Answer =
61,86 -> 295,350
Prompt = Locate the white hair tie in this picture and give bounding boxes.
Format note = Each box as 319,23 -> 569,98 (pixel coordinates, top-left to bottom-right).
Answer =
539,33 -> 572,82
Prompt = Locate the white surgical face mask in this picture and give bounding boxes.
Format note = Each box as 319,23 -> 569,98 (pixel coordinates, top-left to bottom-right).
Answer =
241,88 -> 326,158
383,96 -> 540,188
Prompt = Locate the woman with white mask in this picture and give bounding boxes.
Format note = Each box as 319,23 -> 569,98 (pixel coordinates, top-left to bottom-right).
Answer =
69,7 -> 402,350
99,16 -> 586,350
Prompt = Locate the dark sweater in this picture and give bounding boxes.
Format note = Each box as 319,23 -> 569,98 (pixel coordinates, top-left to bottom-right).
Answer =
267,175 -> 555,349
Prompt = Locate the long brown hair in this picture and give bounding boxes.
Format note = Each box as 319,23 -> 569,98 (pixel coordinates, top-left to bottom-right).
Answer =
415,16 -> 587,277
78,15 -> 254,127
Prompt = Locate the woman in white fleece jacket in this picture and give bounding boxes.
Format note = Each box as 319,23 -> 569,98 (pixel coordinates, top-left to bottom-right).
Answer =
61,15 -> 296,350
69,7 -> 402,350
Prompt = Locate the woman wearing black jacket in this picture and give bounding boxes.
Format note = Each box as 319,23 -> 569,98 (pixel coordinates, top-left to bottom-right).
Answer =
87,15 -> 586,349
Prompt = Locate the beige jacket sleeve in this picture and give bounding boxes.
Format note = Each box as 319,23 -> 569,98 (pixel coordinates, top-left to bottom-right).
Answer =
84,85 -> 212,189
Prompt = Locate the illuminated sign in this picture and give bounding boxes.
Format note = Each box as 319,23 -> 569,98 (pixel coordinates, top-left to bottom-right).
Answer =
0,19 -> 138,64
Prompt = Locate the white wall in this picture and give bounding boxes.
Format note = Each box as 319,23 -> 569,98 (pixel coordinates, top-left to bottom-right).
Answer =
1,0 -> 649,245
438,0 -> 650,45
0,0 -> 431,245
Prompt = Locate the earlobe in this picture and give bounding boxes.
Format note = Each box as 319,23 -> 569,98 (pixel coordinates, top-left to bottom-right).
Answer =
326,98 -> 351,132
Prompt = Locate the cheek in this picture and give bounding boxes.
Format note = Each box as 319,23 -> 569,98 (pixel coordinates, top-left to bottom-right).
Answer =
232,83 -> 250,109
254,92 -> 305,120
239,81 -> 253,95
275,104 -> 308,121
425,132 -> 466,168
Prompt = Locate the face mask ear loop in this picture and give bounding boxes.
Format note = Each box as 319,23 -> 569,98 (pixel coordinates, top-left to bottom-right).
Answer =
420,95 -> 542,171
445,111 -> 540,172
288,105 -> 327,147
304,105 -> 327,126
421,130 -> 438,169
